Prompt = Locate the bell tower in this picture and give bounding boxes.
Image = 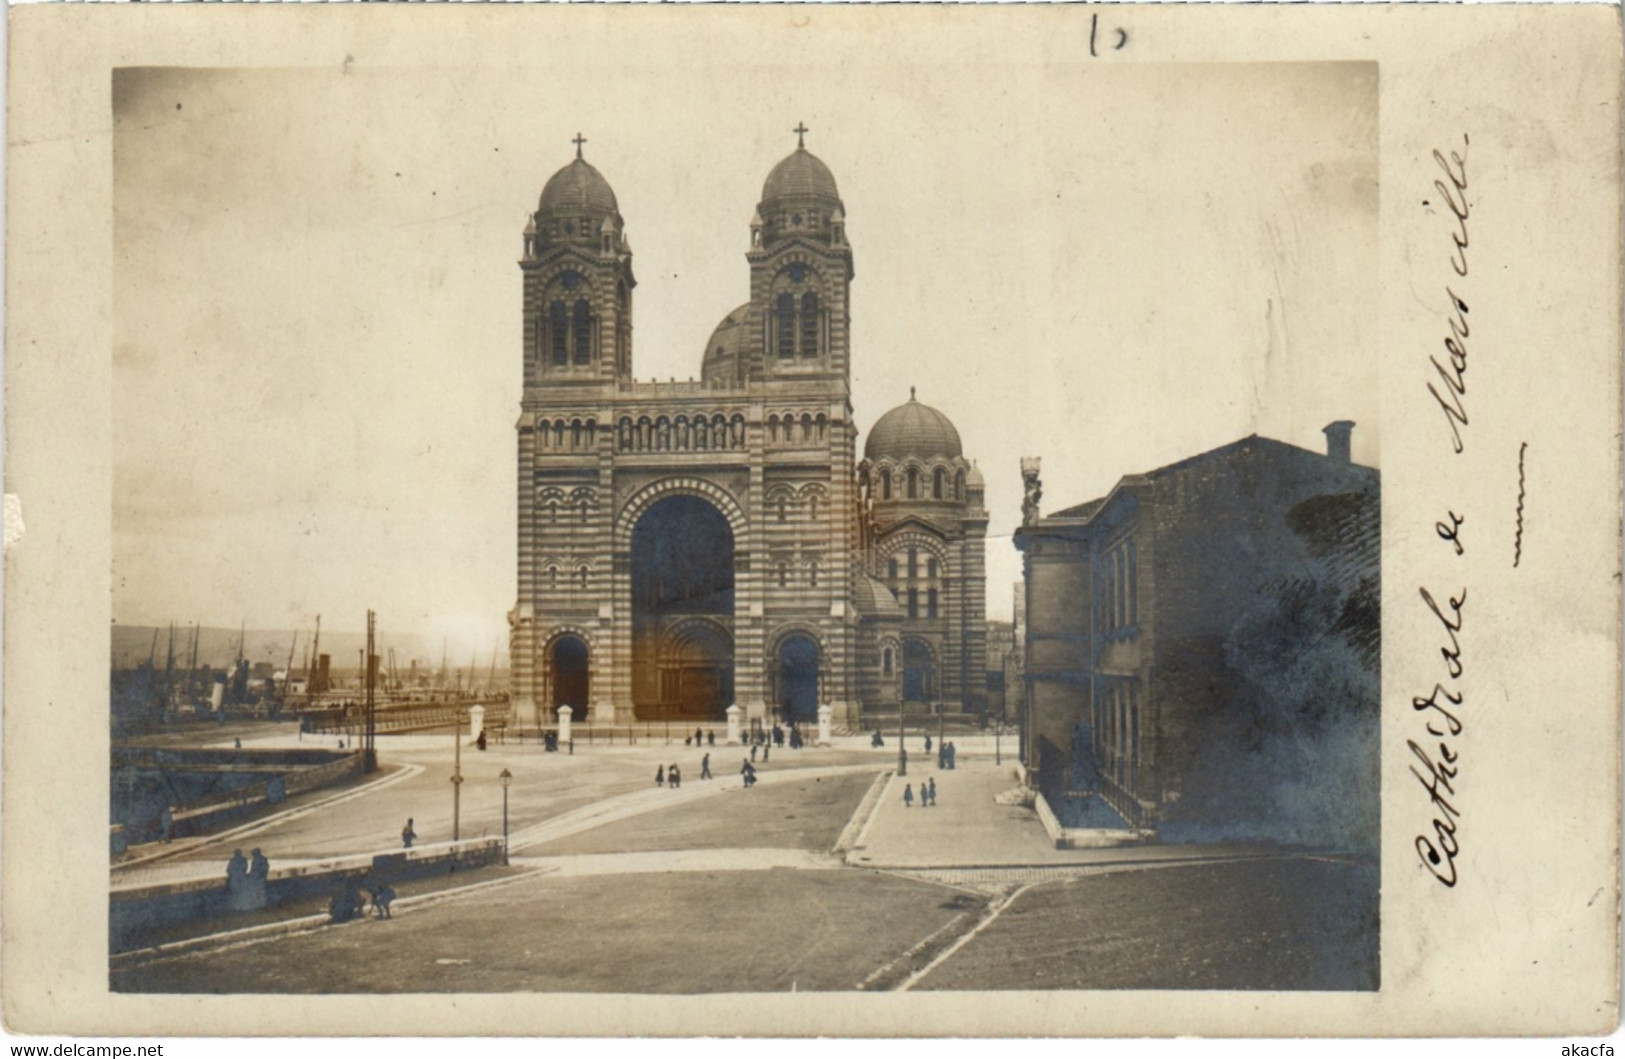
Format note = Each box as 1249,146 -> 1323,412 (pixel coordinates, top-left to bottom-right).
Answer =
746,124 -> 853,385
520,134 -> 636,390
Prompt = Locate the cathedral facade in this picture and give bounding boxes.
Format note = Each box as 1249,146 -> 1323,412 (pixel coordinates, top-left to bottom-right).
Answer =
509,133 -> 986,731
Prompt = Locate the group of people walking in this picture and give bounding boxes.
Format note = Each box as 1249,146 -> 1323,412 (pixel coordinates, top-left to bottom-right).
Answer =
902,778 -> 940,808
683,728 -> 717,748
224,847 -> 271,911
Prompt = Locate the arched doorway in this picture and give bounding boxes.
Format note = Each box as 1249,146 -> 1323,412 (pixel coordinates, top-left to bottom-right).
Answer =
776,634 -> 820,723
902,638 -> 936,704
631,495 -> 735,719
551,635 -> 589,722
662,621 -> 735,718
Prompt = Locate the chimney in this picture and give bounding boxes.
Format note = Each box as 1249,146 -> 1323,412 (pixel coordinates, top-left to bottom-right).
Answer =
1323,420 -> 1355,463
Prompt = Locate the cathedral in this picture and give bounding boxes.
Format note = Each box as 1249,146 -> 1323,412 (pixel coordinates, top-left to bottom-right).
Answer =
508,131 -> 987,731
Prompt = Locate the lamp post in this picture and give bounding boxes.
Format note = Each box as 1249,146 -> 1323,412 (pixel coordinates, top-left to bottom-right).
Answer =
896,701 -> 906,777
499,767 -> 512,865
450,706 -> 464,841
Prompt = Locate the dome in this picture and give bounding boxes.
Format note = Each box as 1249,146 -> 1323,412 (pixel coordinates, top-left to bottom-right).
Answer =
864,391 -> 963,462
851,574 -> 902,617
966,463 -> 985,488
702,303 -> 752,385
539,157 -> 619,218
761,147 -> 840,205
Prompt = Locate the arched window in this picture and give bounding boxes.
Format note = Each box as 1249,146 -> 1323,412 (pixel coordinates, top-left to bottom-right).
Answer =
808,495 -> 819,521
907,589 -> 919,620
547,566 -> 559,589
547,501 -> 559,523
881,470 -> 893,500
887,558 -> 898,582
776,293 -> 796,358
550,301 -> 569,366
572,299 -> 592,365
908,549 -> 918,580
777,497 -> 788,522
571,420 -> 583,448
777,562 -> 788,588
883,647 -> 894,676
801,414 -> 814,443
809,562 -> 819,588
927,558 -> 938,581
907,468 -> 919,499
580,500 -> 590,524
800,292 -> 820,357
933,468 -> 945,499
577,566 -> 589,589
927,588 -> 939,619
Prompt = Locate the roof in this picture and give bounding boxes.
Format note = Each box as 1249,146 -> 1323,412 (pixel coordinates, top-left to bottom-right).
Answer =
851,574 -> 902,617
762,147 -> 841,204
864,392 -> 963,462
539,157 -> 619,217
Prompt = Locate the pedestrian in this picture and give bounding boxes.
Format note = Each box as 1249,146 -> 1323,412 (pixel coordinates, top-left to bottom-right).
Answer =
476,730 -> 487,752
569,737 -> 575,755
249,848 -> 270,906
924,734 -> 933,754
372,882 -> 396,918
927,777 -> 937,807
948,742 -> 957,769
707,729 -> 716,747
750,743 -> 759,763
669,763 -> 681,789
656,764 -> 666,787
234,737 -> 242,750
695,727 -> 703,746
685,735 -> 692,747
226,848 -> 252,911
871,730 -> 884,749
762,741 -> 770,762
401,818 -> 417,849
701,752 -> 712,779
903,783 -> 914,808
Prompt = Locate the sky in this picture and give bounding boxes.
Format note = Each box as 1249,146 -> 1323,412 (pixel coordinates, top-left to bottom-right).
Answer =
112,60 -> 1377,655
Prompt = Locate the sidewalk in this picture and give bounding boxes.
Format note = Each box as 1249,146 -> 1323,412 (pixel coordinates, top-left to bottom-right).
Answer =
850,754 -> 1278,869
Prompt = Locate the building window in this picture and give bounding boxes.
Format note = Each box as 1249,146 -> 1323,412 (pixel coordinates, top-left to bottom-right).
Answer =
550,301 -> 568,366
801,292 -> 820,357
955,470 -> 965,500
927,588 -> 938,619
933,468 -> 945,499
577,566 -> 589,589
776,293 -> 795,359
572,299 -> 592,365
809,495 -> 819,521
883,647 -> 893,676
907,549 -> 918,580
881,471 -> 892,500
809,562 -> 819,588
907,468 -> 918,499
927,558 -> 938,581
777,563 -> 788,588
547,566 -> 558,589
778,498 -> 788,523
887,558 -> 898,582
907,589 -> 918,620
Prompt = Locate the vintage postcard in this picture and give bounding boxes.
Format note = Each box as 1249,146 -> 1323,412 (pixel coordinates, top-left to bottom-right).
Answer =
3,2 -> 1620,1040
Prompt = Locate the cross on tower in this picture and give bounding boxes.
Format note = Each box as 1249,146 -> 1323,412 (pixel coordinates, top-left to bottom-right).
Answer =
793,122 -> 809,149
572,133 -> 587,159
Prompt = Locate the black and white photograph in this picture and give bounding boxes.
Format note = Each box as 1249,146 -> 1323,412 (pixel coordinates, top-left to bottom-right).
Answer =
105,56 -> 1382,997
4,3 -> 1620,1042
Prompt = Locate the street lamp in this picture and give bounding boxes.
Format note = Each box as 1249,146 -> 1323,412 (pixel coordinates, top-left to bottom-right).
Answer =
499,767 -> 513,865
897,701 -> 906,777
451,706 -> 465,841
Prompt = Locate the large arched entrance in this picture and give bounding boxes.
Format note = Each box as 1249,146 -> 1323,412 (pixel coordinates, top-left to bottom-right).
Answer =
776,634 -> 820,723
902,638 -> 936,704
631,495 -> 735,719
551,635 -> 589,722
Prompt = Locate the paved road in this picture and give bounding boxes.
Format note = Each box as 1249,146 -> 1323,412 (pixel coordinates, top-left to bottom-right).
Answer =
111,733 -> 1378,994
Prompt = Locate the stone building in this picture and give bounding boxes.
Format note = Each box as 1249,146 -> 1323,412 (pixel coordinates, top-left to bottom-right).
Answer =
509,133 -> 986,731
1014,424 -> 1379,846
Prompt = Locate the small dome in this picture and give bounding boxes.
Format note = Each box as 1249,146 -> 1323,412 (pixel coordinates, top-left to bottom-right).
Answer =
762,148 -> 840,205
702,303 -> 752,384
864,391 -> 963,462
539,157 -> 619,218
851,574 -> 902,617
966,463 -> 985,488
